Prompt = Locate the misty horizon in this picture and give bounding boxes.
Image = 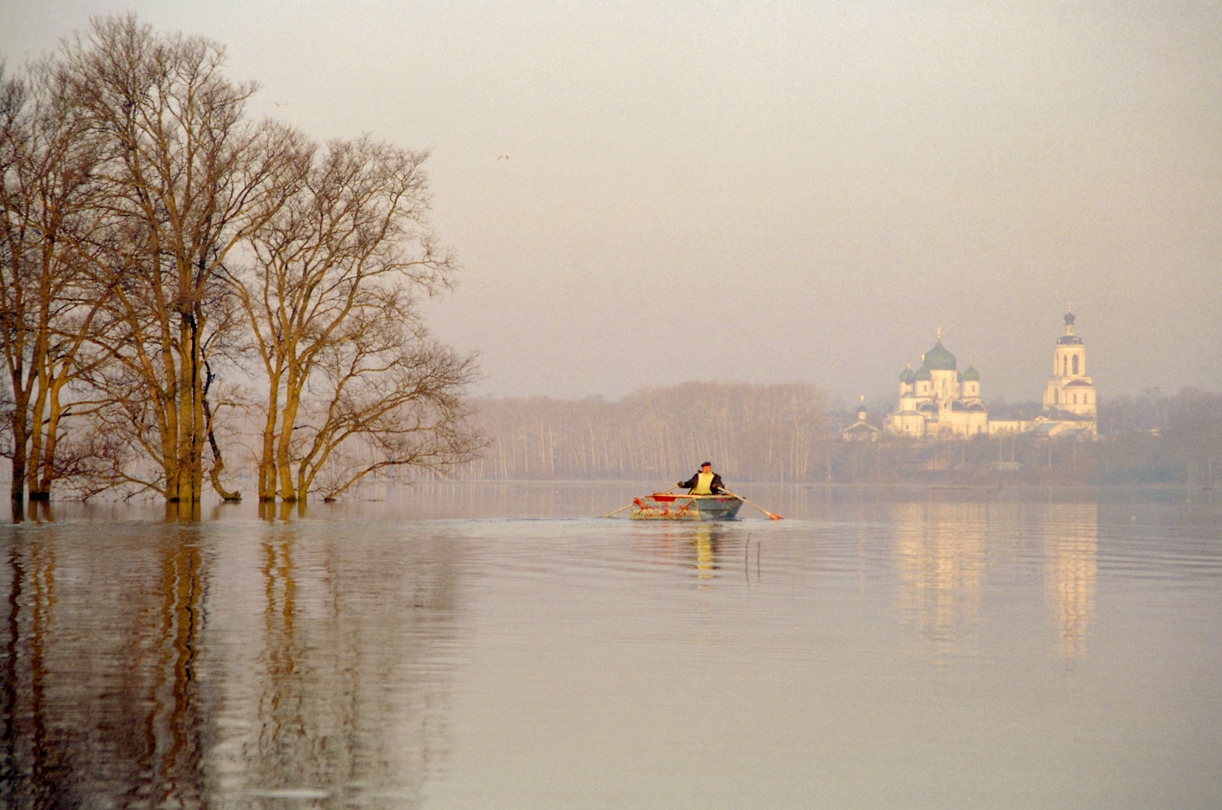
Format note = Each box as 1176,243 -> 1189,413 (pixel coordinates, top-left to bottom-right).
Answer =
3,1 -> 1219,406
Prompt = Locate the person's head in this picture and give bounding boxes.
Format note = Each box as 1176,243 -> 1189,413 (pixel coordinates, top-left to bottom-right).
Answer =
701,462 -> 712,472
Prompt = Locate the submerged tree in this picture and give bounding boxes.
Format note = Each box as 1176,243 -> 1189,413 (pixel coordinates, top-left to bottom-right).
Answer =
0,16 -> 479,503
59,15 -> 308,501
233,137 -> 478,502
0,60 -> 111,502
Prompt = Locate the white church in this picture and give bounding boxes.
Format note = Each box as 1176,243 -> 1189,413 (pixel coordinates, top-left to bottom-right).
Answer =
878,312 -> 1097,440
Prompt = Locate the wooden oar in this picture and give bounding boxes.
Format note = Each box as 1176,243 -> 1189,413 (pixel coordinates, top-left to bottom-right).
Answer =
601,503 -> 634,518
723,491 -> 783,520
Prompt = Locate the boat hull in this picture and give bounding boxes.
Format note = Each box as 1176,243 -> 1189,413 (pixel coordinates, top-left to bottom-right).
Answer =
630,493 -> 743,521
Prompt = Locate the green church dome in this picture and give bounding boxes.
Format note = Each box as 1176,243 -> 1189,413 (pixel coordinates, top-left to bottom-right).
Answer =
960,365 -> 980,382
913,367 -> 932,381
923,341 -> 957,371
899,367 -> 915,383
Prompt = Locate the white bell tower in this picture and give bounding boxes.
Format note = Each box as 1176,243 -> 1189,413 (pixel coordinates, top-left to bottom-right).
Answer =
1042,310 -> 1096,419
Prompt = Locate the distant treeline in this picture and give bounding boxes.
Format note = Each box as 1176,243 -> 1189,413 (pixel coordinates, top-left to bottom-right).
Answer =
1091,387 -> 1220,485
458,382 -> 828,483
458,385 -> 1221,486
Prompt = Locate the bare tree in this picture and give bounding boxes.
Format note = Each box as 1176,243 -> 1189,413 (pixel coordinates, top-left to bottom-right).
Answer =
0,59 -> 112,501
232,136 -> 479,502
58,15 -> 307,501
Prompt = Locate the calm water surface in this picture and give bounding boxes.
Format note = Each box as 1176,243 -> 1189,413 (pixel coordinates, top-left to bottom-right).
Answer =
2,484 -> 1220,809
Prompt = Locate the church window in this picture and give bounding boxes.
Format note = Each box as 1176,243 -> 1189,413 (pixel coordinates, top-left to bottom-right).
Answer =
1062,357 -> 1067,376
1072,355 -> 1079,374
1073,394 -> 1077,405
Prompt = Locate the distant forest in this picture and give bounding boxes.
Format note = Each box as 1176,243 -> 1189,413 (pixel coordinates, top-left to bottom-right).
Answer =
457,384 -> 1222,487
459,382 -> 827,484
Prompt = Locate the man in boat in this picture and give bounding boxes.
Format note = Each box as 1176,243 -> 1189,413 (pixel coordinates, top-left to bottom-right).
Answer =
679,462 -> 726,495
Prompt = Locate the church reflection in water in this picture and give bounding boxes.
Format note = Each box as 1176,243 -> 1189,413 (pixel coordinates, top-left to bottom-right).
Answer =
892,497 -> 1098,662
0,514 -> 460,808
0,490 -> 1112,805
1043,502 -> 1098,662
893,500 -> 986,652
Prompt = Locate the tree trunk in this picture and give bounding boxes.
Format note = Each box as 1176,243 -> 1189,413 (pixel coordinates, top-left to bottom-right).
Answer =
161,331 -> 182,502
277,367 -> 303,501
202,367 -> 240,501
32,375 -> 68,500
258,375 -> 280,501
25,369 -> 48,500
9,403 -> 28,502
173,310 -> 205,502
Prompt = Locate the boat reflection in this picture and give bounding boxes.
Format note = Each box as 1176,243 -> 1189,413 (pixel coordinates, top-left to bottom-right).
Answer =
631,523 -> 741,588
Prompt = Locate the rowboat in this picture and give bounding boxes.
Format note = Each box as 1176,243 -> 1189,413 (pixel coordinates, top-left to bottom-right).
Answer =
630,493 -> 743,521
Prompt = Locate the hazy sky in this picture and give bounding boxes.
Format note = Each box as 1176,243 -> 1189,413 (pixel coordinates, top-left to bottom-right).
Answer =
3,1 -> 1220,406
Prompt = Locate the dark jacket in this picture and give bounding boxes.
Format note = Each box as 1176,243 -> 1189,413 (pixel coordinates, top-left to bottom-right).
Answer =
679,471 -> 725,494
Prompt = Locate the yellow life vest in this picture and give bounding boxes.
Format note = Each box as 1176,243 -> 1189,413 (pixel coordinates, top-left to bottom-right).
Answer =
691,472 -> 714,495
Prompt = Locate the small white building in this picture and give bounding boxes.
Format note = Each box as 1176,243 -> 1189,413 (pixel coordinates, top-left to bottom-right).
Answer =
842,398 -> 881,442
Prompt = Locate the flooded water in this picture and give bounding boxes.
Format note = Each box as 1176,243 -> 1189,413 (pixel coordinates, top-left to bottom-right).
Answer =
2,484 -> 1220,809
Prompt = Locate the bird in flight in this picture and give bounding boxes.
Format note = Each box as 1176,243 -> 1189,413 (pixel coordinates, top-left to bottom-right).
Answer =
498,153 -> 509,160
274,101 -> 290,108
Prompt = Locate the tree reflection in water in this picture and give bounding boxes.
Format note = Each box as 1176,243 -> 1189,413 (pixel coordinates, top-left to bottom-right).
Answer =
0,513 -> 459,807
2,525 -> 73,808
0,519 -> 209,806
0,487 -> 1214,809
